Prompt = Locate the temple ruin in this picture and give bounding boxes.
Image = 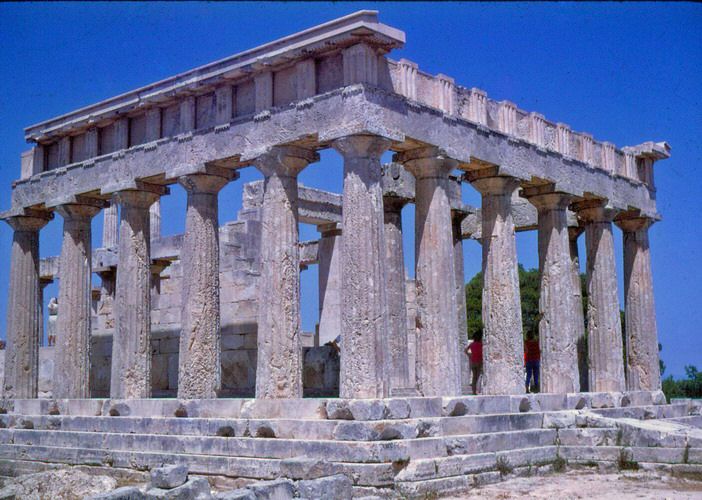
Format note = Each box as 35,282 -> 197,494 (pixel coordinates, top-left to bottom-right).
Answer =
0,11 -> 699,499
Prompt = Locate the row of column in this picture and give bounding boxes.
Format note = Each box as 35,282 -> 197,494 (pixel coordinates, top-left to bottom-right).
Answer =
2,134 -> 661,399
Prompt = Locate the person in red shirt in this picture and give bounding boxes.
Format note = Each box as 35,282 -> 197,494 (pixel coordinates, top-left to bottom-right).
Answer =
524,329 -> 541,393
464,329 -> 483,395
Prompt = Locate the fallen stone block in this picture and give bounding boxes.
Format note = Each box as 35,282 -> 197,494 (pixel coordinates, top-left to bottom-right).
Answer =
247,479 -> 294,500
296,474 -> 352,500
151,465 -> 189,489
87,486 -> 146,500
214,489 -> 255,500
145,476 -> 211,499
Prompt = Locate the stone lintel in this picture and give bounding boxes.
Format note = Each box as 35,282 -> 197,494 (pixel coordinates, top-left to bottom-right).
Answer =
102,180 -> 170,198
170,163 -> 239,184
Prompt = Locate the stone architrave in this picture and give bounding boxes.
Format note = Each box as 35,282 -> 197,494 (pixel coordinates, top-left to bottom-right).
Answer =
383,196 -> 411,391
398,147 -> 461,397
110,189 -> 162,399
177,169 -> 233,399
575,201 -> 626,392
332,135 -> 392,399
452,211 -> 472,395
2,211 -> 52,399
54,202 -> 102,399
317,223 -> 342,346
568,226 -> 588,392
254,146 -> 319,399
616,217 -> 661,391
524,190 -> 580,393
469,174 -> 525,395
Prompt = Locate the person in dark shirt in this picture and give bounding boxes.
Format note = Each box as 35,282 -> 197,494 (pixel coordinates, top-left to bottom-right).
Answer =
524,329 -> 541,393
464,329 -> 483,395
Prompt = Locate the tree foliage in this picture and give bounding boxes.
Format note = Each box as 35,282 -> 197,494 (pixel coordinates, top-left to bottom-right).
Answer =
662,365 -> 702,400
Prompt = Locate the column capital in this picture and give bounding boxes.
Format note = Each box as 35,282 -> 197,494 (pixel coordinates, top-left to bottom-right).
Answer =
615,216 -> 656,233
332,135 -> 392,161
3,209 -> 53,232
178,169 -> 234,194
55,202 -> 103,221
572,199 -> 618,223
469,174 -> 521,196
394,146 -> 457,179
114,189 -> 163,209
317,222 -> 341,238
253,145 -> 319,178
521,188 -> 574,212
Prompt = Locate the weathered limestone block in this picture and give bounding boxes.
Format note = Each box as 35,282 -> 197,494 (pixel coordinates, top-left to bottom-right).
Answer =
616,217 -> 662,391
332,135 -> 392,399
524,190 -> 580,393
469,174 -> 524,395
383,196 -> 411,390
576,201 -> 626,392
397,147 -> 460,397
254,146 -> 318,399
2,211 -> 51,399
177,170 -> 233,399
568,227 -> 588,392
296,474 -> 353,500
54,202 -> 102,399
111,189 -> 162,399
146,476 -> 210,499
150,464 -> 188,489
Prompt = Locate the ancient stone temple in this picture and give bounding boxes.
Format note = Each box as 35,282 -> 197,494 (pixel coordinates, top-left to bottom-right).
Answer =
0,11 -> 699,499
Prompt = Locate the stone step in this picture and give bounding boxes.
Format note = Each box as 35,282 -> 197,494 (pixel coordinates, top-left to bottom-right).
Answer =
590,403 -> 689,420
558,427 -> 620,446
0,444 -> 396,486
665,415 -> 702,429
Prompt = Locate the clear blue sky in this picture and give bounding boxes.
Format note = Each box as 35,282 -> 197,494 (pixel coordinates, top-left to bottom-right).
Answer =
0,3 -> 699,379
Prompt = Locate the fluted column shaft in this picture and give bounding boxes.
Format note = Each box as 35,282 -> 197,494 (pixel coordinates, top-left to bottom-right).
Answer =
150,200 -> 161,242
471,175 -> 525,395
102,204 -> 118,249
177,172 -> 231,399
399,147 -> 460,397
111,190 -> 160,399
383,197 -> 411,390
617,217 -> 661,391
577,202 -> 625,392
255,146 -> 318,399
568,227 -> 588,391
452,213 -> 472,395
526,192 -> 580,393
2,213 -> 51,399
318,224 -> 342,346
333,135 -> 391,399
54,204 -> 101,398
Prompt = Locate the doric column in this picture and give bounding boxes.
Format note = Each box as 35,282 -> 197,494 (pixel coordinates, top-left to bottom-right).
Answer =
177,168 -> 233,399
468,173 -> 525,395
616,217 -> 661,391
54,201 -> 103,398
332,135 -> 392,399
383,196 -> 411,391
97,270 -> 116,330
397,147 -> 460,397
568,226 -> 588,391
574,200 -> 625,392
452,209 -> 472,395
317,223 -> 342,346
2,211 -> 52,399
254,146 -> 318,399
523,189 -> 580,393
102,203 -> 118,249
110,187 -> 165,399
149,200 -> 161,242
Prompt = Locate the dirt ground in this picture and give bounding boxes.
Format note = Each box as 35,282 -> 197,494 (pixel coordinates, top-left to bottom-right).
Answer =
453,470 -> 702,499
